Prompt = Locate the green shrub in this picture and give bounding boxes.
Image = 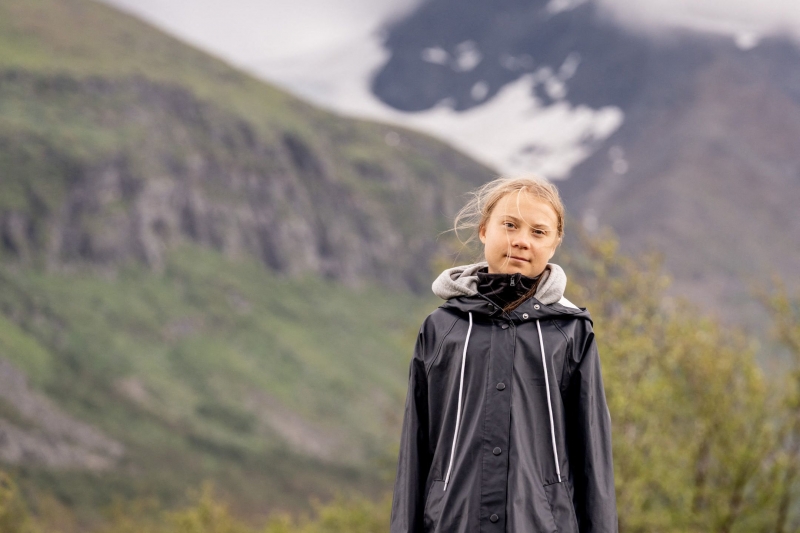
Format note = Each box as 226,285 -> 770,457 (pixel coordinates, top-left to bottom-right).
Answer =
0,471 -> 38,533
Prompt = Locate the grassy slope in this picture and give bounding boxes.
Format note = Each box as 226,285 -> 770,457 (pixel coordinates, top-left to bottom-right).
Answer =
0,243 -> 439,519
0,0 -> 470,164
0,0 -> 293,122
0,0 -> 475,521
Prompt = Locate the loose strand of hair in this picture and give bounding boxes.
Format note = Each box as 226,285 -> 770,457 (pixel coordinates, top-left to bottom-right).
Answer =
502,274 -> 544,313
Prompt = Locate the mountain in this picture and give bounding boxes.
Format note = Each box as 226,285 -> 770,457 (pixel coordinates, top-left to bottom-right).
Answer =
0,0 -> 494,522
0,0 -> 492,292
370,0 -> 800,325
86,0 -> 800,326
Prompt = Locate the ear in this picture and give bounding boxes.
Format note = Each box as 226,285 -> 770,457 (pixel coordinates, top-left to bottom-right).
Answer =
479,224 -> 486,244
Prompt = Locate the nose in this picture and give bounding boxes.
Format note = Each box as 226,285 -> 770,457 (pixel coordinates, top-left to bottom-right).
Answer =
510,232 -> 531,249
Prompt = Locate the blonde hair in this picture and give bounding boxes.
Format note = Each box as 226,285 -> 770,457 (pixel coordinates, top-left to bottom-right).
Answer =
453,175 -> 565,248
452,176 -> 565,312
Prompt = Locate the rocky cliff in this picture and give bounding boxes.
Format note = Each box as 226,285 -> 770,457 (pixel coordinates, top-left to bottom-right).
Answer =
0,0 -> 495,293
0,70 -> 490,292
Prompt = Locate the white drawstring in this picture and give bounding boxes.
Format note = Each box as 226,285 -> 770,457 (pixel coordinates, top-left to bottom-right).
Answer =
537,319 -> 562,482
443,311 -> 473,491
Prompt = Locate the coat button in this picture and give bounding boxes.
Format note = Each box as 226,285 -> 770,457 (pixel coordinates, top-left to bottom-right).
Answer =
496,382 -> 506,391
533,304 -> 540,309
501,324 -> 509,329
522,313 -> 529,319
492,447 -> 501,455
490,514 -> 499,523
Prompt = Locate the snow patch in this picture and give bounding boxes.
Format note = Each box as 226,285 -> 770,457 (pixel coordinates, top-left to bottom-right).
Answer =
471,81 -> 490,100
546,0 -> 589,15
735,31 -> 759,50
500,53 -> 535,71
258,34 -> 622,179
421,46 -> 449,64
453,41 -> 483,71
651,15 -> 761,50
558,52 -> 581,80
420,41 -> 482,71
543,74 -> 567,100
400,75 -> 623,179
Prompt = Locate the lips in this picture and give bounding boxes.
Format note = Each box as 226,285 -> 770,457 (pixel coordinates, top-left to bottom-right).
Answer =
507,255 -> 530,262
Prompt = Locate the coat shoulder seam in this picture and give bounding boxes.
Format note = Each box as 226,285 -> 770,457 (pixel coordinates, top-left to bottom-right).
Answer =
425,312 -> 461,376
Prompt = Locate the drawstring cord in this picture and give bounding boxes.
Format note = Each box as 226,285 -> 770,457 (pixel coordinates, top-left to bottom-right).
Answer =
442,314 -> 562,491
537,319 -> 562,482
443,311 -> 472,491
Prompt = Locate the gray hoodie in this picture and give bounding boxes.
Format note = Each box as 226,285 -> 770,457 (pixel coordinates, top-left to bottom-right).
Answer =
431,261 -> 577,308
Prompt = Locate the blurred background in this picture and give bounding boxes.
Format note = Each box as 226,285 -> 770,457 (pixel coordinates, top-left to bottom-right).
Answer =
1,0 -> 799,531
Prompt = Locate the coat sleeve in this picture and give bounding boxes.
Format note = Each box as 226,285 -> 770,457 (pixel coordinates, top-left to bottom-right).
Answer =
390,328 -> 432,533
564,322 -> 618,533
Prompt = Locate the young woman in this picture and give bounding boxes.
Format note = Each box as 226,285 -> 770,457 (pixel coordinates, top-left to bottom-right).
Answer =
390,177 -> 617,533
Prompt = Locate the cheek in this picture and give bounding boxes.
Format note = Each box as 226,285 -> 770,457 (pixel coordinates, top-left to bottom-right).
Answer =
537,239 -> 558,256
483,228 -> 503,248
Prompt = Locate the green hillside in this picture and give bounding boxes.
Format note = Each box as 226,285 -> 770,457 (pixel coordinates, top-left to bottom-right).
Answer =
0,0 -> 294,120
0,0 -> 492,523
0,244 -> 437,518
0,0 -> 490,290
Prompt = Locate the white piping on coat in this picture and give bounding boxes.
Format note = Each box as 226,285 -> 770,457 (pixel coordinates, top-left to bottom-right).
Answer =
537,319 -> 562,482
444,311 -> 473,491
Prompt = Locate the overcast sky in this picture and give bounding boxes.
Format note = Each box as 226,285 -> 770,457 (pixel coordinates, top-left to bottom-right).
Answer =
102,0 -> 422,69
97,0 -> 800,105
102,0 -> 800,67
598,0 -> 800,41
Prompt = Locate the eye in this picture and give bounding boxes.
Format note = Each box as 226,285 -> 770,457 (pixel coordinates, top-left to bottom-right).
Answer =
532,228 -> 548,237
503,221 -> 516,229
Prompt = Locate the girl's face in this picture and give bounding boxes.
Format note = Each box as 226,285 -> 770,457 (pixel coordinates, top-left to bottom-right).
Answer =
479,191 -> 561,278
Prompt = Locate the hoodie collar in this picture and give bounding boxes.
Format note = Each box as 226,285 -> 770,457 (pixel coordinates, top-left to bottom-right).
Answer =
433,261 -> 567,305
432,262 -> 590,321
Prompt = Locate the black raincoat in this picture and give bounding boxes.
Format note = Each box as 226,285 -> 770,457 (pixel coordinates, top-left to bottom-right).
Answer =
390,273 -> 617,532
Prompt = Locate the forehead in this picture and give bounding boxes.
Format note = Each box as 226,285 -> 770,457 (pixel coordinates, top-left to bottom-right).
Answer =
490,191 -> 558,226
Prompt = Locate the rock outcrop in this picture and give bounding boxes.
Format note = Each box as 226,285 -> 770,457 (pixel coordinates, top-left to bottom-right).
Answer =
0,71 -> 492,291
0,357 -> 124,470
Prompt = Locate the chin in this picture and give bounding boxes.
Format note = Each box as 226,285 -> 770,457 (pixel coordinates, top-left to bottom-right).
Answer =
493,264 -> 527,276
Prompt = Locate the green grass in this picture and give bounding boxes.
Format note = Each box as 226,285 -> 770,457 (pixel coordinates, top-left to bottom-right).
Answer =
0,312 -> 54,386
0,244 -> 439,518
0,0 -> 292,120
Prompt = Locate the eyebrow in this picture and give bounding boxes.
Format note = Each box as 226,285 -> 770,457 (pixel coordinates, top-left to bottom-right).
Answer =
501,214 -> 552,228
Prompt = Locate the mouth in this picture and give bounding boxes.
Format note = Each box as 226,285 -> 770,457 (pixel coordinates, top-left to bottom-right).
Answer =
506,255 -> 530,263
